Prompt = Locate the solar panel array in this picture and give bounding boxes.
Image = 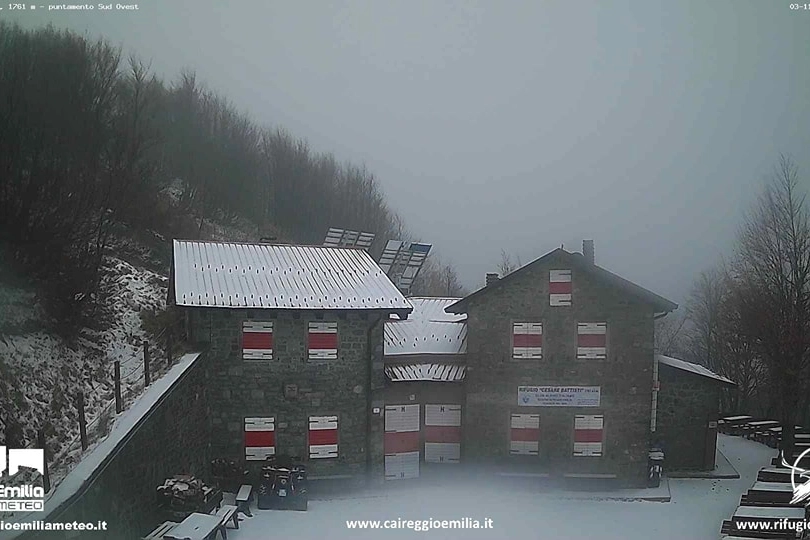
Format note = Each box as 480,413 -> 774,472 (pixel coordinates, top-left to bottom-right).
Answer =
378,240 -> 432,295
323,227 -> 375,250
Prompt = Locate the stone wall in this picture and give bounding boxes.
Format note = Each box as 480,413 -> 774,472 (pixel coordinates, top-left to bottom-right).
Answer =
22,353 -> 211,540
462,250 -> 656,487
188,308 -> 385,484
656,364 -> 720,471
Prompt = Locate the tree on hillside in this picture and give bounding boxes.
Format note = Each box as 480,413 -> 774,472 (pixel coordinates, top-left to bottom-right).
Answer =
734,155 -> 810,454
684,267 -> 763,413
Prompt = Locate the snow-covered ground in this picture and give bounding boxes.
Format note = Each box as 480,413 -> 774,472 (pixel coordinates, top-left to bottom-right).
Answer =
224,435 -> 774,540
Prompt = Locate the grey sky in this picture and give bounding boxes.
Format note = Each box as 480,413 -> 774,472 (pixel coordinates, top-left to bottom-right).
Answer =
9,0 -> 809,305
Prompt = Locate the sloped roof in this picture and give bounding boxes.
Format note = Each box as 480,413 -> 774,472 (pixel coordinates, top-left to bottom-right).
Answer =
446,248 -> 678,314
385,297 -> 467,356
657,354 -> 737,387
172,240 -> 412,313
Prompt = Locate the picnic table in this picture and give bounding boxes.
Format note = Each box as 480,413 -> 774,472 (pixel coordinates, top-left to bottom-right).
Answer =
721,416 -> 754,434
746,482 -> 799,505
164,512 -> 222,540
758,467 -> 809,484
746,421 -> 781,441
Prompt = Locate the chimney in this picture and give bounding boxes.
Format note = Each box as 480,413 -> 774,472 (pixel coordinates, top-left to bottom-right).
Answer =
583,239 -> 595,265
486,273 -> 499,286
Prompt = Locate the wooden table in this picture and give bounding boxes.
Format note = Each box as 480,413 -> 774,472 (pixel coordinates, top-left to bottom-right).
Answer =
164,513 -> 221,540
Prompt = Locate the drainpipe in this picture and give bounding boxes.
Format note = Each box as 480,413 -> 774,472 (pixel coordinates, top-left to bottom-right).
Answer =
365,314 -> 385,484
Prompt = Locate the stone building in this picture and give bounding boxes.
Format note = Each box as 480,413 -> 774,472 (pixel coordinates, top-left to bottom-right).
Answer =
170,240 -> 412,483
383,297 -> 467,479
655,355 -> 736,471
444,243 -> 678,487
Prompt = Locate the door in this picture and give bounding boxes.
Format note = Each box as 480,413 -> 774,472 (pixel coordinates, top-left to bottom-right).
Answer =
384,404 -> 420,480
704,417 -> 718,470
424,404 -> 462,463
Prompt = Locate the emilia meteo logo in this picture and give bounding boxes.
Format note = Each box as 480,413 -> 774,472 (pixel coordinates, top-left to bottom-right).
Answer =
0,446 -> 46,512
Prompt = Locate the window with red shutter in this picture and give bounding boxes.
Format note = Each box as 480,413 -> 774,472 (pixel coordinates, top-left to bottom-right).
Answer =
577,322 -> 607,359
573,415 -> 604,456
308,322 -> 338,360
512,322 -> 542,359
242,321 -> 273,360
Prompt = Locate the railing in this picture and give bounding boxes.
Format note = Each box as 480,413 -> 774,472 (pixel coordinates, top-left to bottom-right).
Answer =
6,316 -> 187,498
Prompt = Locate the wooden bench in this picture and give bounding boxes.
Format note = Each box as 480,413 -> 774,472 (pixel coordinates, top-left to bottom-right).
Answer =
142,521 -> 178,540
164,512 -> 222,540
214,505 -> 239,539
235,484 -> 253,517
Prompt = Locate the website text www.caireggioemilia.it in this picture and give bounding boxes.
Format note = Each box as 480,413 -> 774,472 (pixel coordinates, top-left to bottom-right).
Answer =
346,517 -> 494,532
0,521 -> 108,533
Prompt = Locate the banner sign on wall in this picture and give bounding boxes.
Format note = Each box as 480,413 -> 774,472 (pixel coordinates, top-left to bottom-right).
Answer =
517,386 -> 601,407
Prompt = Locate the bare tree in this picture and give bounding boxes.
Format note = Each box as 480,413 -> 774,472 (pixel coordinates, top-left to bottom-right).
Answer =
734,155 -> 810,454
654,311 -> 687,357
498,249 -> 522,276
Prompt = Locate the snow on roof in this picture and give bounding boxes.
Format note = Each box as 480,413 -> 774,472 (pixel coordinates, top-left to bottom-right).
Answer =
657,354 -> 736,386
385,297 -> 466,356
2,353 -> 204,539
172,240 -> 412,312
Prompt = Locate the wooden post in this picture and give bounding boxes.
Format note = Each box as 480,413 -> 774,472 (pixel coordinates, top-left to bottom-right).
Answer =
166,330 -> 173,366
77,392 -> 87,451
37,429 -> 51,493
143,340 -> 151,386
114,360 -> 122,414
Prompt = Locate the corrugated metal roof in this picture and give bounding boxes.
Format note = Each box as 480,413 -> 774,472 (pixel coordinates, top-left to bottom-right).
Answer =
657,354 -> 736,386
172,240 -> 413,311
385,297 -> 467,356
385,363 -> 466,382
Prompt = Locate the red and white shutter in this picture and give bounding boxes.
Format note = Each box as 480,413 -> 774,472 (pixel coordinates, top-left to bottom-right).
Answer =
510,414 -> 540,455
242,321 -> 274,360
549,269 -> 572,306
512,322 -> 543,359
384,405 -> 420,480
424,405 -> 461,463
308,322 -> 338,360
309,415 -> 338,458
574,415 -> 604,456
244,417 -> 275,460
577,323 -> 607,359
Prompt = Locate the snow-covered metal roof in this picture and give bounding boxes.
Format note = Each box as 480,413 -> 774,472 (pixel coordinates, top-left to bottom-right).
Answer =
172,240 -> 412,312
385,363 -> 466,382
657,354 -> 736,386
385,297 -> 467,356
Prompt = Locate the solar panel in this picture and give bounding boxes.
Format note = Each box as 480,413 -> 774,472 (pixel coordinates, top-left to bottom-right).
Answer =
378,239 -> 432,294
323,227 -> 375,249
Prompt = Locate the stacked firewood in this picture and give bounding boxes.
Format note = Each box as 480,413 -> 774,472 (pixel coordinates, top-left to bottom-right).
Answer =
156,474 -> 213,510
